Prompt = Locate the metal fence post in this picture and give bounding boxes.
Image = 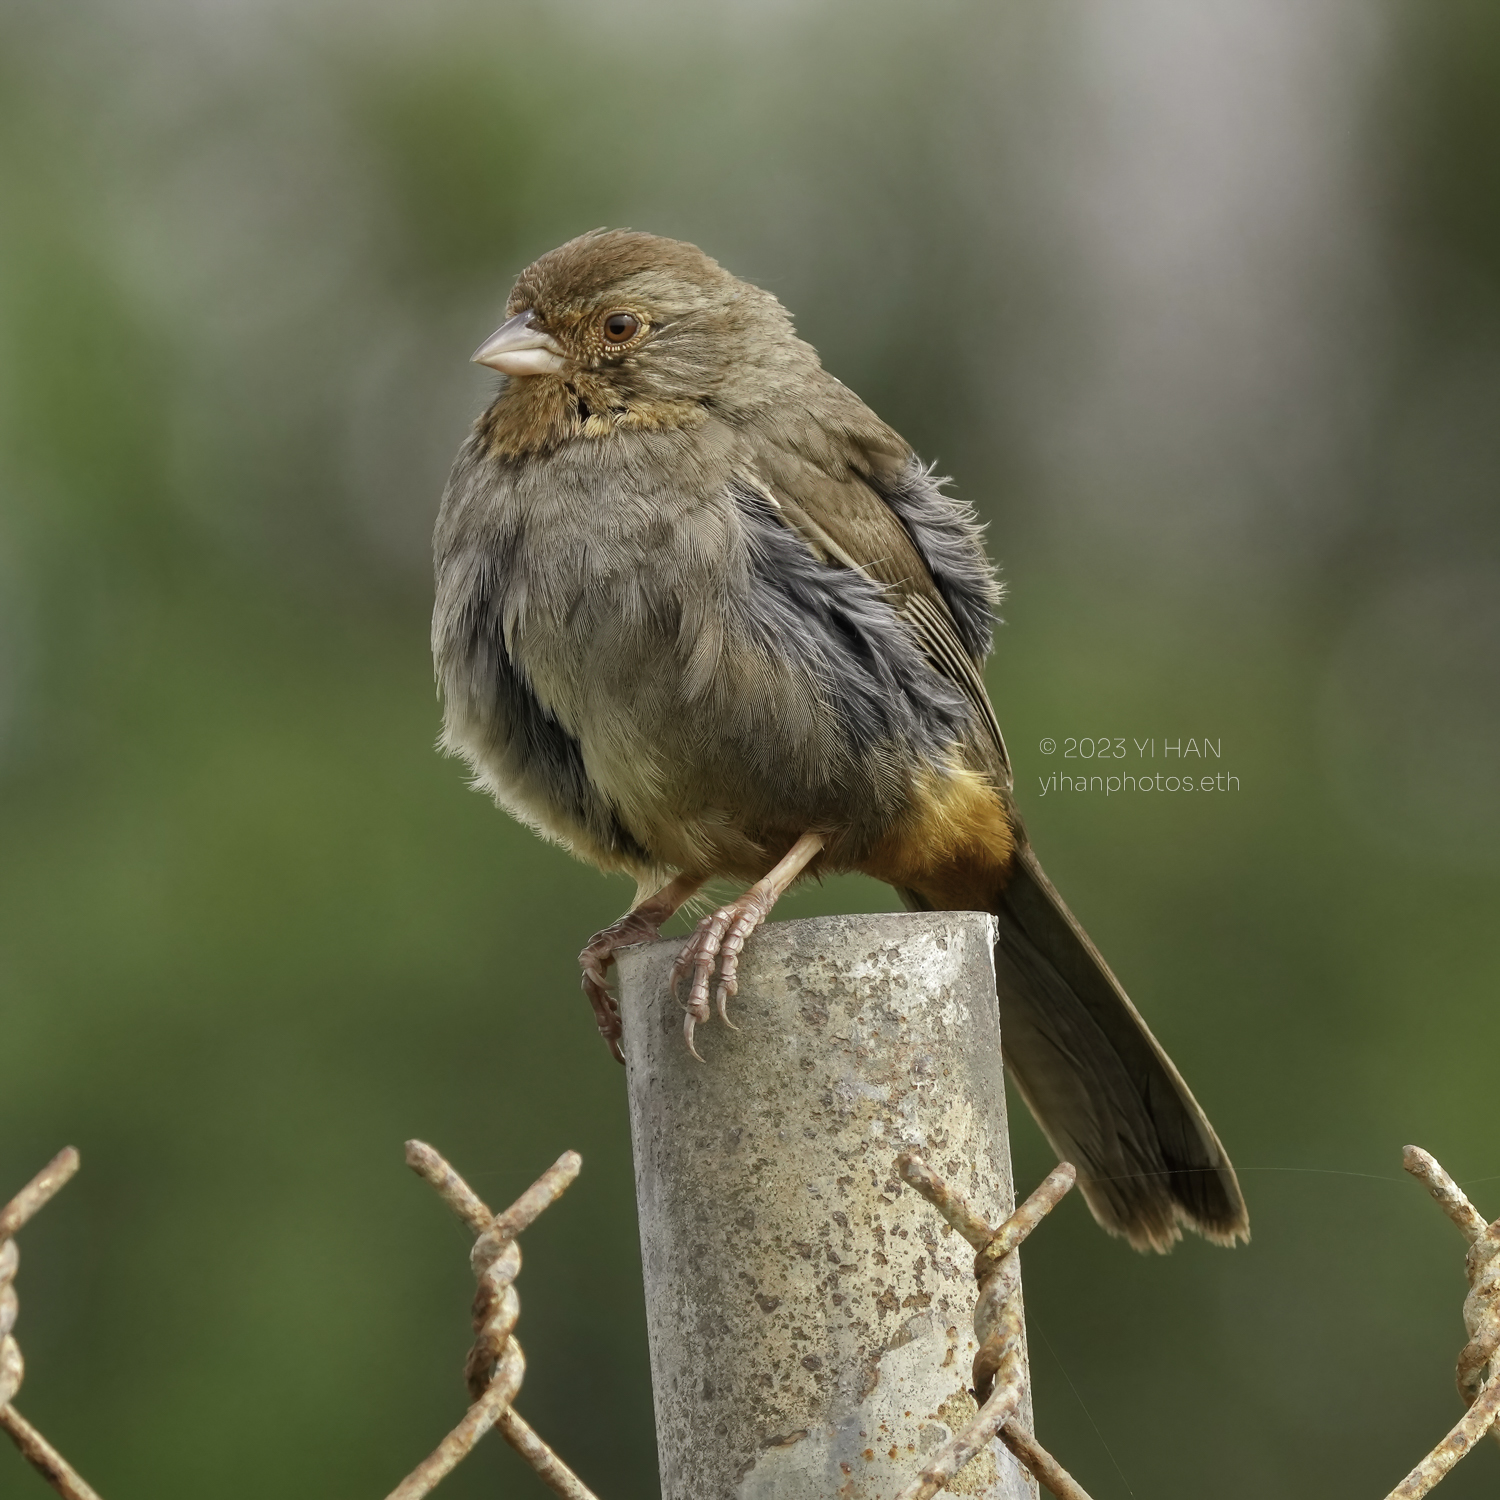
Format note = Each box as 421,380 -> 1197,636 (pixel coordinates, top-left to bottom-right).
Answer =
618,910 -> 1036,1500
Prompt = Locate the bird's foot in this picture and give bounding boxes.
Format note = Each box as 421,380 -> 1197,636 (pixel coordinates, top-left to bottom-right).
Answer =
577,872 -> 707,1065
668,834 -> 827,1058
671,887 -> 779,1059
579,908 -> 668,1065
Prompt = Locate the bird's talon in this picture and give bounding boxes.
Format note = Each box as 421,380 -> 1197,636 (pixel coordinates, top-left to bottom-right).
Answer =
716,985 -> 739,1029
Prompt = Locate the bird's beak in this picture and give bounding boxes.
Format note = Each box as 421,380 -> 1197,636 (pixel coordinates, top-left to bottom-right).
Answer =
471,310 -> 568,377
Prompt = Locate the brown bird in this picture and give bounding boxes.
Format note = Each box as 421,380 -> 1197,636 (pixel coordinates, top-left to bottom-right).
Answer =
433,229 -> 1248,1253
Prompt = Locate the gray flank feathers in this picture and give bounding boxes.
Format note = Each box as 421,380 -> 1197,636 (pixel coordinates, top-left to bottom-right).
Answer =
731,481 -> 976,771
874,455 -> 1001,660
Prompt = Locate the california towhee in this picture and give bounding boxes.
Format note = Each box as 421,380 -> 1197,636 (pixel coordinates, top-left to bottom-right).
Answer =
433,229 -> 1248,1252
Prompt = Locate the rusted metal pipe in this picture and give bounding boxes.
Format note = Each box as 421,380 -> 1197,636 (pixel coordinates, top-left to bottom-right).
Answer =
618,911 -> 1036,1500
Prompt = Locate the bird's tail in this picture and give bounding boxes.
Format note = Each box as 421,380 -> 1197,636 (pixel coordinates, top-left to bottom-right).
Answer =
906,846 -> 1249,1252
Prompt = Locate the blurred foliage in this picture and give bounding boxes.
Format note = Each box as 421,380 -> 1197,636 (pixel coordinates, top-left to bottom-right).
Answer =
1,1 -> 1498,1497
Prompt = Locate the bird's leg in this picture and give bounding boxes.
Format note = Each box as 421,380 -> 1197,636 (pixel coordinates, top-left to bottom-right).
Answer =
672,833 -> 827,1059
580,871 -> 706,1064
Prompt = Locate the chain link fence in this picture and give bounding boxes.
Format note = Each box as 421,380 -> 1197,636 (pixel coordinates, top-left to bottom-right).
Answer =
2,1141 -> 1495,1500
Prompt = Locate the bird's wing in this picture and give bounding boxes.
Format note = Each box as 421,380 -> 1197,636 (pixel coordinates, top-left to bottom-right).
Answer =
745,447 -> 1011,788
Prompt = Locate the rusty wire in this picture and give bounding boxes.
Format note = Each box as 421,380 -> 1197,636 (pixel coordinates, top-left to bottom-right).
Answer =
894,1153 -> 1092,1500
384,1141 -> 599,1500
13,1131 -> 1498,1500
1383,1145 -> 1500,1499
1,1148 -> 103,1500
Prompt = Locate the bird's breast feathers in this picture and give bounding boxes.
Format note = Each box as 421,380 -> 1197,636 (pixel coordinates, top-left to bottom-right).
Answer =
433,423 -> 997,875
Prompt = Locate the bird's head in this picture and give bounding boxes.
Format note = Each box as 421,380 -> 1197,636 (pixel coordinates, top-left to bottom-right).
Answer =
471,229 -> 815,456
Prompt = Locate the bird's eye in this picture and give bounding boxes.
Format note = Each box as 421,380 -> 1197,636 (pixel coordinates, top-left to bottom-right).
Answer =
601,311 -> 641,345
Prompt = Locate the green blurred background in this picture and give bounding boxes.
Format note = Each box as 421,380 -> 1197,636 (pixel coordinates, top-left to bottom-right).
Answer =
2,1 -> 1498,1495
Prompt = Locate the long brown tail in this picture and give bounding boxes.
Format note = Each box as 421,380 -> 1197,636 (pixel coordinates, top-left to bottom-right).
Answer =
905,845 -> 1249,1252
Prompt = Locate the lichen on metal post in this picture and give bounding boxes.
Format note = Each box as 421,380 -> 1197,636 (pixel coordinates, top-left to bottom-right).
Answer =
617,910 -> 1037,1500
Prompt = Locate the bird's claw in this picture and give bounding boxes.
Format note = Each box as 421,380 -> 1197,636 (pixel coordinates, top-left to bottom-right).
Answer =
579,909 -> 665,1064
580,960 -> 625,1062
682,1009 -> 707,1063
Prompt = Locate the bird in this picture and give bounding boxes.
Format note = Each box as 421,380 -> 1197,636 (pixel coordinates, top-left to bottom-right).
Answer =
432,228 -> 1248,1253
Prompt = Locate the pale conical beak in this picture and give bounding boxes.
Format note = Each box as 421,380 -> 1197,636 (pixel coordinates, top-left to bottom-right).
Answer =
471,310 -> 568,376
